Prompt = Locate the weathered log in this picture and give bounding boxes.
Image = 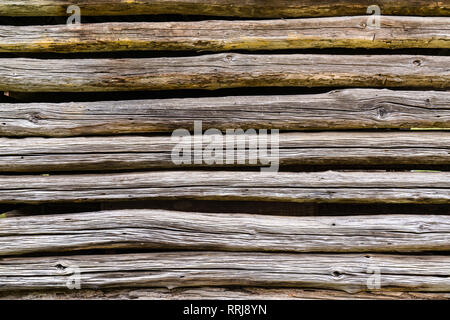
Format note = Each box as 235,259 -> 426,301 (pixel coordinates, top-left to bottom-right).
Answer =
2,252 -> 450,293
0,132 -> 448,172
1,89 -> 448,136
0,0 -> 448,17
2,287 -> 449,300
1,16 -> 449,53
2,210 -> 450,255
0,171 -> 447,204
1,54 -> 448,92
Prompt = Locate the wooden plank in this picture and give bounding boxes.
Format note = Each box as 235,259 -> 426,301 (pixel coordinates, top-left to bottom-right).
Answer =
0,132 -> 448,172
0,171 -> 448,204
2,252 -> 450,292
1,89 -> 449,136
0,0 -> 448,17
2,210 -> 450,255
1,16 -> 449,53
2,287 -> 450,300
1,54 -> 448,92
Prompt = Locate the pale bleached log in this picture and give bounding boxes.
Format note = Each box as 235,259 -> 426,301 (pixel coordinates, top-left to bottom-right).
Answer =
2,210 -> 450,255
1,16 -> 449,53
1,89 -> 449,136
2,252 -> 450,293
0,0 -> 447,17
0,132 -> 448,172
1,54 -> 448,92
0,171 -> 447,204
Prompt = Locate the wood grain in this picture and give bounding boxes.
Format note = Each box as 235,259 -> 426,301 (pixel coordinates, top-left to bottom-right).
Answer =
1,54 -> 448,92
2,210 -> 450,255
0,171 -> 447,204
1,89 -> 449,136
0,132 -> 448,172
0,0 -> 448,17
2,252 -> 450,293
1,16 -> 449,53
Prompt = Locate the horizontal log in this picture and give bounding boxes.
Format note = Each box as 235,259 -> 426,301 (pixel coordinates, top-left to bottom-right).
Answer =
1,54 -> 448,92
1,89 -> 449,136
0,0 -> 448,17
2,252 -> 450,292
1,16 -> 449,53
2,287 -> 450,300
0,171 -> 448,204
2,210 -> 450,255
0,132 -> 448,172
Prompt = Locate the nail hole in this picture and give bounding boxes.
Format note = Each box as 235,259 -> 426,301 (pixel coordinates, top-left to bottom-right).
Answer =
332,270 -> 342,277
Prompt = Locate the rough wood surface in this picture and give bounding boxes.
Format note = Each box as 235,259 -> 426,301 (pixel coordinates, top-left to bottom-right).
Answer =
1,89 -> 449,136
2,287 -> 450,300
1,16 -> 449,53
2,252 -> 450,293
1,54 -> 448,92
0,0 -> 448,17
0,171 -> 448,204
2,210 -> 450,255
0,132 -> 448,172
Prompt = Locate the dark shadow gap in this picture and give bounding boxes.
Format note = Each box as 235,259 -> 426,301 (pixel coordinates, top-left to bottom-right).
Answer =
3,86 -> 449,103
2,201 -> 449,218
0,48 -> 448,59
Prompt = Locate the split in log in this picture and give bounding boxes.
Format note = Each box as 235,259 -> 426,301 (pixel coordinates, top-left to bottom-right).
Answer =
1,89 -> 448,136
0,54 -> 448,92
0,16 -> 449,53
0,171 -> 448,204
0,0 -> 448,17
2,252 -> 450,293
2,210 -> 450,255
0,132 -> 448,172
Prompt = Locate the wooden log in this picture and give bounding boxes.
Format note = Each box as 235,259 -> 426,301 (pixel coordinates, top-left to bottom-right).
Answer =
0,171 -> 448,204
2,287 -> 450,300
2,210 -> 450,255
2,252 -> 450,293
0,132 -> 448,172
1,89 -> 448,136
0,0 -> 448,17
1,16 -> 449,53
1,54 -> 448,92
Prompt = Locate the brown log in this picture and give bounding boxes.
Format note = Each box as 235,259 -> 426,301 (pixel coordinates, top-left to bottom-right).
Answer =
1,54 -> 448,92
0,0 -> 448,17
0,16 -> 449,53
1,287 -> 449,300
1,89 -> 448,136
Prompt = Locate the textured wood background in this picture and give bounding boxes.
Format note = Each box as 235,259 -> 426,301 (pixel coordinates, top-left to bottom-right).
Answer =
0,0 -> 449,300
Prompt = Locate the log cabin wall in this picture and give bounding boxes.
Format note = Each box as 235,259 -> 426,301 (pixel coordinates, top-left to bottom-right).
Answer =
0,0 -> 449,300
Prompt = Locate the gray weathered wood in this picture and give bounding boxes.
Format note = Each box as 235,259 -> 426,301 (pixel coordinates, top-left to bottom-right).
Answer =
0,0 -> 448,17
2,252 -> 450,293
1,54 -> 448,92
0,132 -> 448,172
2,210 -> 450,255
0,171 -> 448,204
1,89 -> 449,136
1,16 -> 449,53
